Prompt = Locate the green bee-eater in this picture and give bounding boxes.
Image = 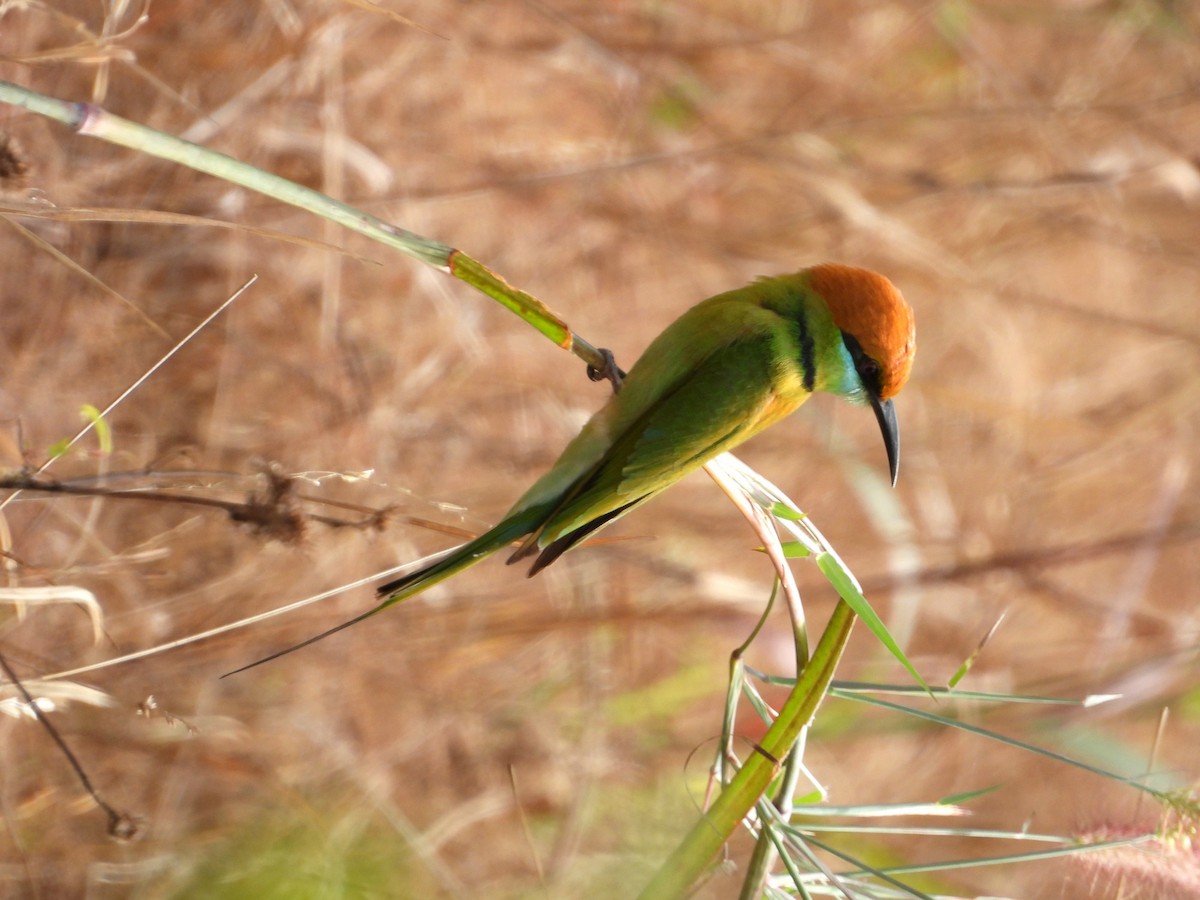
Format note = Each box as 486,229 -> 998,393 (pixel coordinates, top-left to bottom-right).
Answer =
232,263 -> 915,673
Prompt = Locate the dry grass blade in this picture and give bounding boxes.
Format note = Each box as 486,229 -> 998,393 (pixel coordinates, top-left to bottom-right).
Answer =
0,2 -> 1197,897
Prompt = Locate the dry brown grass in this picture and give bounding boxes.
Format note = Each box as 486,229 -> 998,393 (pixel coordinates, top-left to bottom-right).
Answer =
1,1 -> 1198,897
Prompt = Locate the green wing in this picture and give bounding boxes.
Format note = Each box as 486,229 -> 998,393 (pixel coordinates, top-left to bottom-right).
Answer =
518,328 -> 785,568
510,293 -> 776,511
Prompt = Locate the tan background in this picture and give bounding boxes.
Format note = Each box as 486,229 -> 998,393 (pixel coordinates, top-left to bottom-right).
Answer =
1,1 -> 1198,897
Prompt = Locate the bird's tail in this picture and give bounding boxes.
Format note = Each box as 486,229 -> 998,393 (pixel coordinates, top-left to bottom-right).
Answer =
224,508 -> 542,677
374,509 -> 540,604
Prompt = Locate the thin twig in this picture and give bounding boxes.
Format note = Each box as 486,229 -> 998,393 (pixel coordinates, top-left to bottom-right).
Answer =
0,276 -> 256,516
0,650 -> 139,840
0,470 -> 387,536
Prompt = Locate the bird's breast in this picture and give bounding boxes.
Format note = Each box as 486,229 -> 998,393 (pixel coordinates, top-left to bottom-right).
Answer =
752,389 -> 809,435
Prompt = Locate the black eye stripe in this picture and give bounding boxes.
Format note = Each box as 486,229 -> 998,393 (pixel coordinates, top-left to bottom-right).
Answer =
841,332 -> 883,396
797,307 -> 816,393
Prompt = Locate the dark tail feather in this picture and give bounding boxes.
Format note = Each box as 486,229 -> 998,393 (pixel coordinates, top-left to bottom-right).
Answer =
222,607 -> 382,677
519,495 -> 647,577
224,510 -> 540,677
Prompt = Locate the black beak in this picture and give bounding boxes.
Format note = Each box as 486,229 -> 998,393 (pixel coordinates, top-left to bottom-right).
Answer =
869,394 -> 900,486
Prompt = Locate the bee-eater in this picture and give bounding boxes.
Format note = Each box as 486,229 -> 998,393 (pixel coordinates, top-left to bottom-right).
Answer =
230,263 -> 914,673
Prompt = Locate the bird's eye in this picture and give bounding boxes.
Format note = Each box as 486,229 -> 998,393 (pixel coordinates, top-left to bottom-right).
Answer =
841,332 -> 883,394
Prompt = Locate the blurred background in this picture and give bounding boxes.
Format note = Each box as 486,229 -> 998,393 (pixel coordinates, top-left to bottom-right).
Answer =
1,1 -> 1198,897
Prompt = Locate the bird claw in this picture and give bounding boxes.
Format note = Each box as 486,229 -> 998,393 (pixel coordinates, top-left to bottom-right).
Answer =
587,348 -> 626,394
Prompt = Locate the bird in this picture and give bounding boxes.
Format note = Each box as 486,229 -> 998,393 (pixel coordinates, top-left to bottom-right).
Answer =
227,263 -> 915,675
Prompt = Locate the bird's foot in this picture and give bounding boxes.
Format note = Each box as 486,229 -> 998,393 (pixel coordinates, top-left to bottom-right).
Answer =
587,347 -> 626,394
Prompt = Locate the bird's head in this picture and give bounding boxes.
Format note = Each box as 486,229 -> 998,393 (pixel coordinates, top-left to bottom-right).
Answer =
806,263 -> 916,485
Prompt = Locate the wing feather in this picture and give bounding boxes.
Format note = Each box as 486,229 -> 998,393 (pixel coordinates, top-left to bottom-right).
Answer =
530,330 -> 785,547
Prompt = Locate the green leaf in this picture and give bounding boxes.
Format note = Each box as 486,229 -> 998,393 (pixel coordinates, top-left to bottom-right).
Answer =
46,439 -> 71,459
939,785 -> 1001,805
947,656 -> 972,689
776,541 -> 811,558
815,552 -> 930,693
79,403 -> 112,454
769,502 -> 807,521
